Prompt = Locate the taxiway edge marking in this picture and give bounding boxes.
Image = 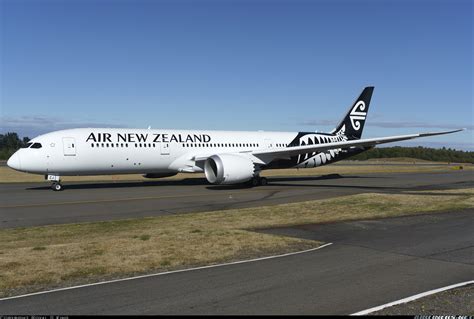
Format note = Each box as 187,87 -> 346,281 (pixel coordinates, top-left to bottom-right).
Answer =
351,280 -> 474,315
0,243 -> 333,301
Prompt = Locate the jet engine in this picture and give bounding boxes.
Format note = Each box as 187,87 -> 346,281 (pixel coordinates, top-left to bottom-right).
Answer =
204,154 -> 256,185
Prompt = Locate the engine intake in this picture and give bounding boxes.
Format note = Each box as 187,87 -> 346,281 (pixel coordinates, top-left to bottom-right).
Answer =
204,154 -> 255,185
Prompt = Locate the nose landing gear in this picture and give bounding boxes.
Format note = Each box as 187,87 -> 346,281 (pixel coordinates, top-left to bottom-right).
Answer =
46,174 -> 63,191
51,182 -> 63,191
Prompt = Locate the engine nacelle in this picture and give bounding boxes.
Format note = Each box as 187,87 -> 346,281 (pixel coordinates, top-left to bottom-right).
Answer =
204,154 -> 255,185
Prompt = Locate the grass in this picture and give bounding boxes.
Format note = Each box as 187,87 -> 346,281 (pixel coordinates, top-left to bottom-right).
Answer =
0,188 -> 473,297
1,160 -> 472,183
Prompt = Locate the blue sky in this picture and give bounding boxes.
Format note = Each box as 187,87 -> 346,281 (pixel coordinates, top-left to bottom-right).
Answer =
1,0 -> 472,150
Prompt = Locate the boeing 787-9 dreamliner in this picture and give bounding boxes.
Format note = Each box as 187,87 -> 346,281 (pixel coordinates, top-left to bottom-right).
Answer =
7,87 -> 462,191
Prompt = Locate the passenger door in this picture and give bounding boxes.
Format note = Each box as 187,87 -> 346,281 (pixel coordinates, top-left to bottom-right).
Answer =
62,137 -> 76,156
264,138 -> 273,149
160,142 -> 170,155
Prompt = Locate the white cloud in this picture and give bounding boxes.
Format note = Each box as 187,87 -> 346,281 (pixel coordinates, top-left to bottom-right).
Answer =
0,115 -> 128,138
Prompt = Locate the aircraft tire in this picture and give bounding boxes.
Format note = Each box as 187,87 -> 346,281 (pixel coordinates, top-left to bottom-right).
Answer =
251,177 -> 260,187
52,182 -> 63,191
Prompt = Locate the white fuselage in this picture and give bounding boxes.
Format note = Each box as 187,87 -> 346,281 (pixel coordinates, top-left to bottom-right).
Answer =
8,128 -> 306,176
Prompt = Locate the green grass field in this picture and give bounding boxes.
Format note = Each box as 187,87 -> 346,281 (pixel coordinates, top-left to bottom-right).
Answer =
1,188 -> 472,297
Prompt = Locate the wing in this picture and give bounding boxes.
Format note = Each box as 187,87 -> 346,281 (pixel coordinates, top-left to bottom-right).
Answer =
251,129 -> 464,162
191,129 -> 463,164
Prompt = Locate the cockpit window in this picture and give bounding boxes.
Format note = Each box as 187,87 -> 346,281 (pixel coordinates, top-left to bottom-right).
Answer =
31,143 -> 42,149
21,142 -> 33,148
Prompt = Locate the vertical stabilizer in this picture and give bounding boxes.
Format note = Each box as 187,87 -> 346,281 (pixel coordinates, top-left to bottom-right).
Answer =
332,86 -> 374,140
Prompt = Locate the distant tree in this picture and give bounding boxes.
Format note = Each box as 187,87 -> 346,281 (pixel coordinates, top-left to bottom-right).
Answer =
0,132 -> 31,160
350,146 -> 473,163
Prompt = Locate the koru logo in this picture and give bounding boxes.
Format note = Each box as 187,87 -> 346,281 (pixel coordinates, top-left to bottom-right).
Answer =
349,100 -> 366,131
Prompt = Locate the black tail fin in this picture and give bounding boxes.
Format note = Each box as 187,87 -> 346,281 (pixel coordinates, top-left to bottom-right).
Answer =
332,86 -> 374,140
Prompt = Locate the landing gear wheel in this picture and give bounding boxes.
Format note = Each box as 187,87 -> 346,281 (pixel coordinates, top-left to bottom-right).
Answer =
52,182 -> 63,191
260,177 -> 268,186
251,177 -> 260,187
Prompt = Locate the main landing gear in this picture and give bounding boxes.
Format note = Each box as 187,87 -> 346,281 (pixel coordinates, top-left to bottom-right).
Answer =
46,175 -> 63,191
249,176 -> 268,187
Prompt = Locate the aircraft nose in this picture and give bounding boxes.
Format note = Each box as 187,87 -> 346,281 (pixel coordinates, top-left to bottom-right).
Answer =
7,152 -> 21,171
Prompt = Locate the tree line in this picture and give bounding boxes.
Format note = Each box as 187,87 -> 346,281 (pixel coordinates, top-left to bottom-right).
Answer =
350,146 -> 474,163
0,133 -> 31,160
0,131 -> 473,163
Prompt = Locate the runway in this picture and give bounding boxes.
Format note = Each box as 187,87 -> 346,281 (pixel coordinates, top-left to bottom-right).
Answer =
0,170 -> 473,229
1,209 -> 472,314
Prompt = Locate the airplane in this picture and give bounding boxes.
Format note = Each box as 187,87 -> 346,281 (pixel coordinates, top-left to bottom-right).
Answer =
7,86 -> 463,191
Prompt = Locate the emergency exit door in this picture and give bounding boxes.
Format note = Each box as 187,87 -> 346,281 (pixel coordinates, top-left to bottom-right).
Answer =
63,137 -> 76,156
160,142 -> 170,155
